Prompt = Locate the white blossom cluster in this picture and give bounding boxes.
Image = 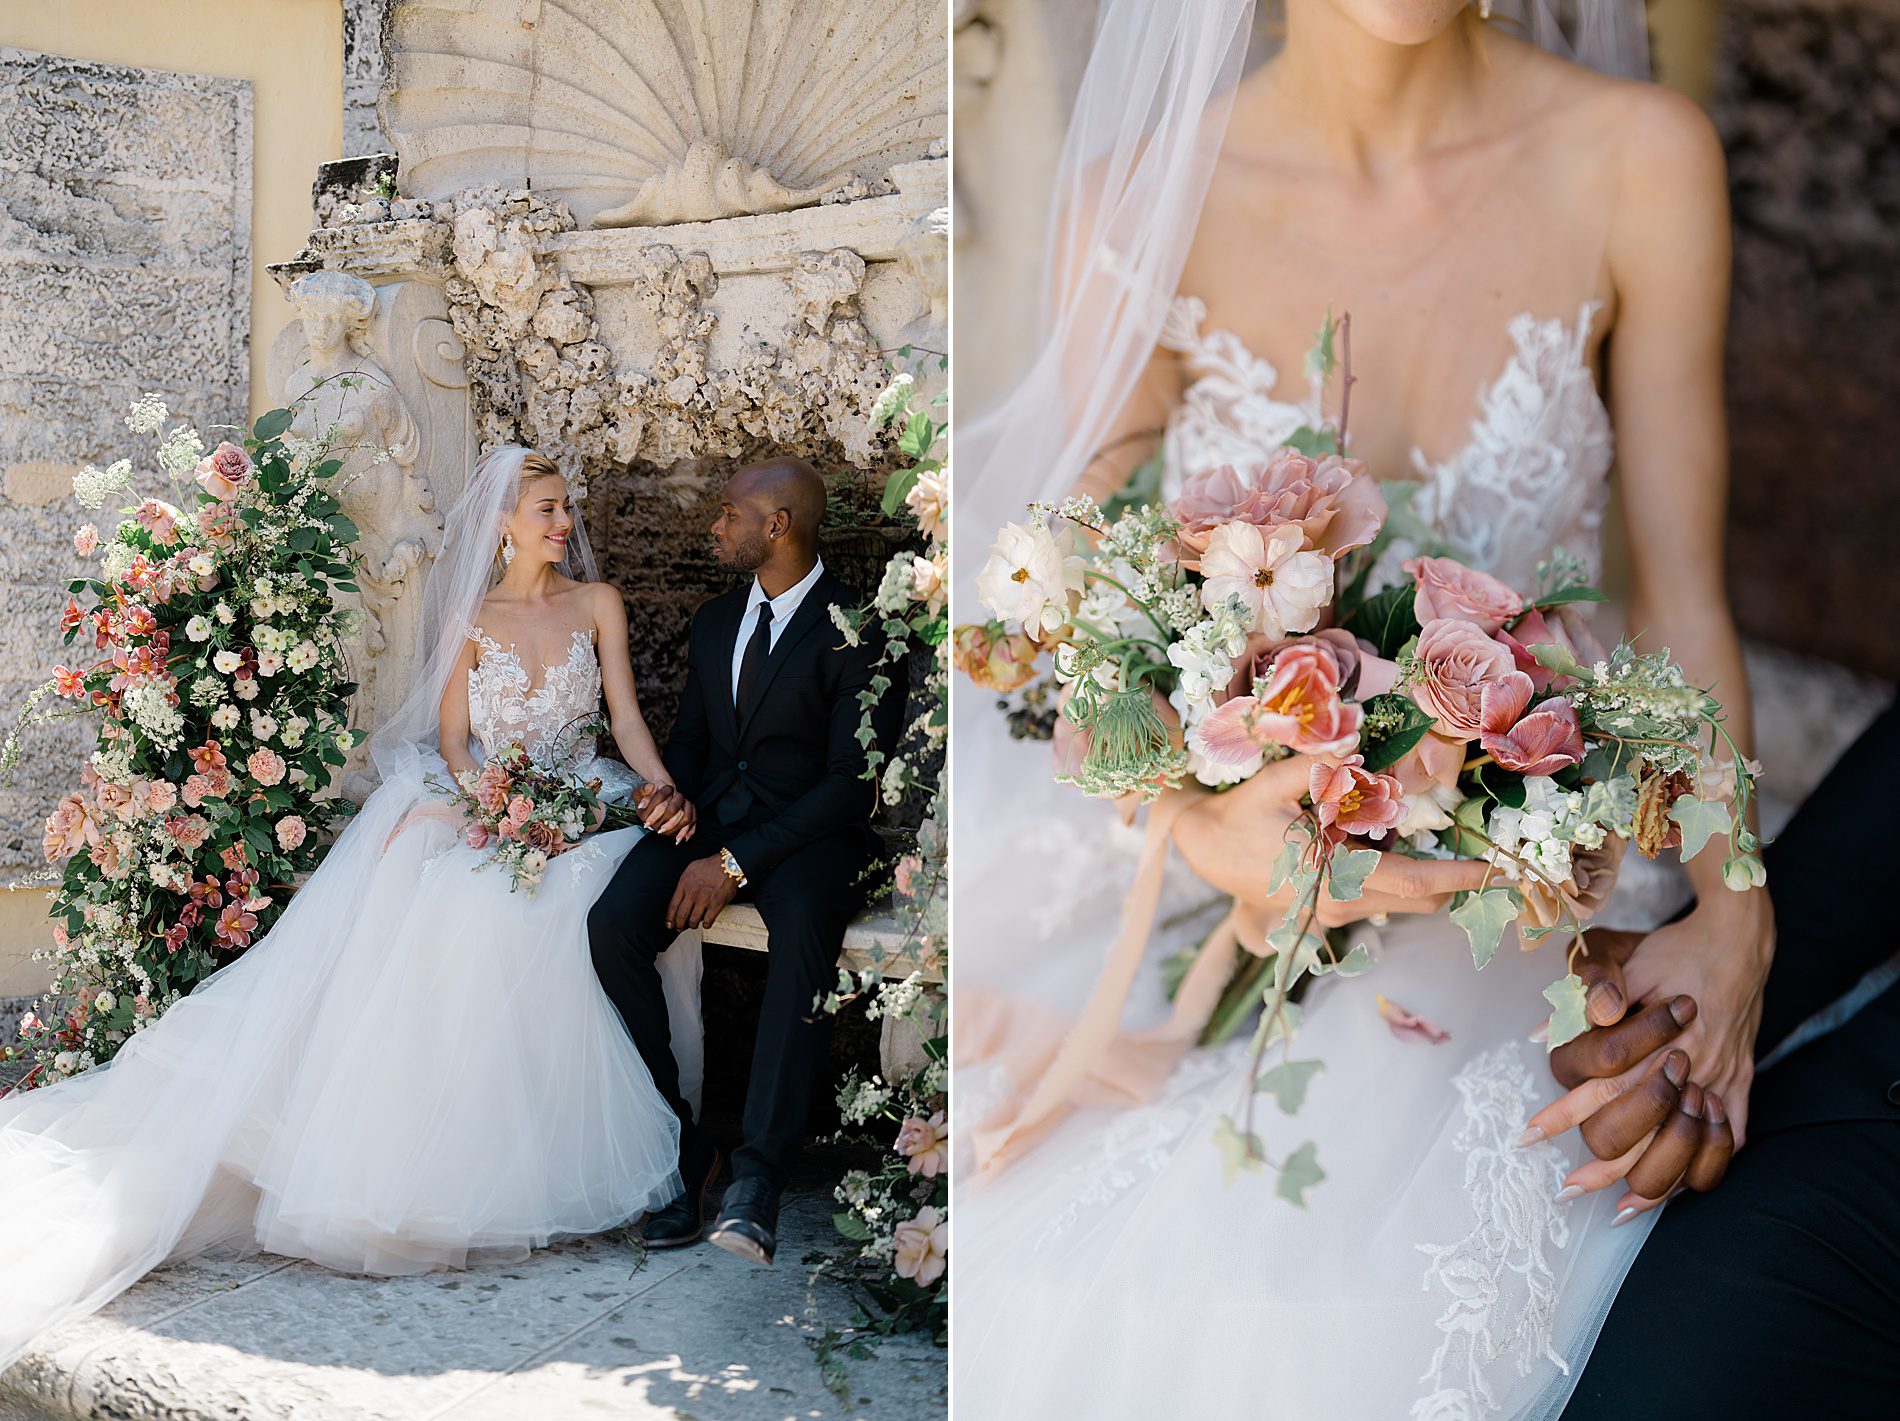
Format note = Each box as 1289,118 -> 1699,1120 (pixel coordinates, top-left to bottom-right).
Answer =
1484,776 -> 1605,885
72,460 -> 135,510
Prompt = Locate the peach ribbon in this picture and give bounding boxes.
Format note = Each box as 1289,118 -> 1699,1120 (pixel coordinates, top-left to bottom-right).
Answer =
966,787 -> 1252,1173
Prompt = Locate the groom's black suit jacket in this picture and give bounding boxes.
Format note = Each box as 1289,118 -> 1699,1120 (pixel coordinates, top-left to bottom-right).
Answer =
661,568 -> 901,876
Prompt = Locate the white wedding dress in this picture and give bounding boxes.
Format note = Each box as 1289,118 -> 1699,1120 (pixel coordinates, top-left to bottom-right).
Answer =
0,624 -> 700,1370
955,296 -> 1689,1420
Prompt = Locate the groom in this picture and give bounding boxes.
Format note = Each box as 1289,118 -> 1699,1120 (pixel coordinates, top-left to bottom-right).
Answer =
588,455 -> 901,1266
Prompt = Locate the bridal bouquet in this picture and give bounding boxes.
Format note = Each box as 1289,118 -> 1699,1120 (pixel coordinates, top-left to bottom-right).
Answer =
439,735 -> 630,895
2,393 -> 364,1087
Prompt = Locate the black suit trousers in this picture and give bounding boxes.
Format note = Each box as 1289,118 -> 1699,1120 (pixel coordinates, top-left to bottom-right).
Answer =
1564,701 -> 1900,1418
588,823 -> 875,1191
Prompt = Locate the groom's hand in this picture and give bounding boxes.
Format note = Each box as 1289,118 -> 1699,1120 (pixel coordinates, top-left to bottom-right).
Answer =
666,855 -> 738,932
637,784 -> 697,841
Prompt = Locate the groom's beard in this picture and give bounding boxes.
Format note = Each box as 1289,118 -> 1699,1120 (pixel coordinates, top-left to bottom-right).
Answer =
715,532 -> 770,573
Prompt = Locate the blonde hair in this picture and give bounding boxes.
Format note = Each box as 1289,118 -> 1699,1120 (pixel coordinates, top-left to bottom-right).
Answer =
495,449 -> 567,572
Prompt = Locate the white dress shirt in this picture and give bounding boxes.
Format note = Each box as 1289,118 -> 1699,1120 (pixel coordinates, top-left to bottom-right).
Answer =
729,556 -> 825,700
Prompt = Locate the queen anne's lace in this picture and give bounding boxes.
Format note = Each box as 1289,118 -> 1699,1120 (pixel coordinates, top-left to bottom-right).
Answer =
1161,298 -> 1613,594
1411,1046 -> 1572,1421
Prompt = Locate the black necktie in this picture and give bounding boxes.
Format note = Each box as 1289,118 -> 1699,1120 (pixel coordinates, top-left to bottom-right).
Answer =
736,599 -> 773,711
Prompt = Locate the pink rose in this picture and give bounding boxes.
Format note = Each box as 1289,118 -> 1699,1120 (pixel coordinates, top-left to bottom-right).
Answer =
1197,644 -> 1362,764
1477,672 -> 1586,775
42,794 -> 102,862
504,795 -> 534,830
1410,618 -> 1515,740
74,524 -> 98,556
1308,753 -> 1405,845
1171,451 -> 1386,568
463,822 -> 491,850
134,499 -> 179,545
895,1111 -> 947,1178
95,780 -> 135,819
1404,556 -> 1523,634
275,815 -> 308,851
520,819 -> 565,854
952,623 -> 1039,693
163,814 -> 212,852
891,1206 -> 948,1287
247,748 -> 287,786
194,442 -> 253,501
1497,605 -> 1607,692
893,854 -> 921,896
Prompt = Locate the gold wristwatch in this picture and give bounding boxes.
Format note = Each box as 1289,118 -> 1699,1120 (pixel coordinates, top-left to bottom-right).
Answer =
718,846 -> 747,888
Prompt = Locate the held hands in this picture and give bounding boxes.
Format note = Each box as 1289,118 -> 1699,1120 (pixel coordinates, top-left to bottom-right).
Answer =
635,783 -> 697,843
1169,753 -> 1495,927
666,854 -> 739,932
1521,925 -> 1750,1220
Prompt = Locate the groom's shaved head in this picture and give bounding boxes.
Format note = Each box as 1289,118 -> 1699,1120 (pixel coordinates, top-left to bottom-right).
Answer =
711,455 -> 828,575
732,456 -> 827,543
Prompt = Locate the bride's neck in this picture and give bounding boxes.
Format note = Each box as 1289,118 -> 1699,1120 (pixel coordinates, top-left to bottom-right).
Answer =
498,561 -> 562,599
1272,4 -> 1494,175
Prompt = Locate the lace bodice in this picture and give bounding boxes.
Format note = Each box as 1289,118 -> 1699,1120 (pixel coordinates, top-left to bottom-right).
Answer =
466,625 -> 602,763
1160,296 -> 1614,592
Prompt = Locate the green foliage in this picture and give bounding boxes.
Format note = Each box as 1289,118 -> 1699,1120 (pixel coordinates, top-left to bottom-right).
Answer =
1213,1115 -> 1267,1186
1450,887 -> 1521,969
1275,1141 -> 1325,1207
1359,693 -> 1436,772
1543,973 -> 1590,1050
1326,847 -> 1380,902
1255,1059 -> 1324,1114
1345,582 -> 1422,660
1668,794 -> 1733,862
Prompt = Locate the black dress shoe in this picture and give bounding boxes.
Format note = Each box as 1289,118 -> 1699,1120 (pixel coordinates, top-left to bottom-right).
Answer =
642,1146 -> 722,1250
707,1177 -> 780,1266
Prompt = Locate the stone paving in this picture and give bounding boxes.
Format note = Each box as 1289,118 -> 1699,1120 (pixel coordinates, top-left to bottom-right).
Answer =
0,1156 -> 944,1421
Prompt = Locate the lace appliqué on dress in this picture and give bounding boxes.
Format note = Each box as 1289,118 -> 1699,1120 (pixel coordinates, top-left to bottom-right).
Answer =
465,626 -> 600,764
1411,1046 -> 1572,1421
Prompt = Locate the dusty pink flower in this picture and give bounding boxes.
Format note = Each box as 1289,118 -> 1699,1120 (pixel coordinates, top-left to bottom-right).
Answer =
504,795 -> 534,830
52,665 -> 86,698
134,499 -> 180,545
1219,628 -> 1396,707
1171,452 -> 1386,568
1497,605 -> 1607,692
1411,618 -> 1515,740
892,1206 -> 948,1287
1404,556 -> 1524,634
196,503 -> 239,549
130,778 -> 179,817
1309,753 -> 1405,844
895,1111 -> 948,1178
1199,522 -> 1334,639
473,763 -> 513,815
43,794 -> 102,862
95,780 -> 135,819
893,854 -> 921,896
952,623 -> 1039,693
1198,643 -> 1363,763
1377,993 -> 1451,1044
275,815 -> 308,851
195,441 -> 253,501
520,819 -> 565,854
74,524 -> 98,556
464,822 -> 491,850
214,902 -> 259,948
246,748 -> 287,787
1477,672 -> 1586,775
164,814 -> 212,852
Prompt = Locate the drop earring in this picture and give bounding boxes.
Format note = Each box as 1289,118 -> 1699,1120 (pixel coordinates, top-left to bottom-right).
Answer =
1478,0 -> 1492,17
501,533 -> 516,568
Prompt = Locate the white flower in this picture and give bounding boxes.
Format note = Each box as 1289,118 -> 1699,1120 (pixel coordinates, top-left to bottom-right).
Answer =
286,641 -> 319,673
250,598 -> 275,620
214,602 -> 235,625
334,730 -> 355,751
250,711 -> 279,741
187,553 -> 216,579
976,520 -> 1085,636
72,460 -> 134,510
121,684 -> 185,749
234,678 -> 260,702
1166,613 -> 1249,715
869,372 -> 914,425
124,393 -> 169,434
185,615 -> 213,642
210,704 -> 240,731
211,650 -> 241,674
1393,779 -> 1463,838
280,714 -> 309,747
1198,522 -> 1333,639
53,1051 -> 77,1075
157,424 -> 206,478
255,651 -> 284,678
94,991 -> 117,1015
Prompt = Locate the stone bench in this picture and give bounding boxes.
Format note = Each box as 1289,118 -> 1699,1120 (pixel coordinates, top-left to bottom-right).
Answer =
690,902 -> 943,984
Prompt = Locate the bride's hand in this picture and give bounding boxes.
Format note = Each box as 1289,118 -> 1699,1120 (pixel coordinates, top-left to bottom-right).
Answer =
636,783 -> 696,842
1170,754 -> 1493,926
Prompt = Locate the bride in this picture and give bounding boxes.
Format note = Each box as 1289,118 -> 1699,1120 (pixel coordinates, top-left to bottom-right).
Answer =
0,446 -> 703,1370
956,1 -> 1773,1417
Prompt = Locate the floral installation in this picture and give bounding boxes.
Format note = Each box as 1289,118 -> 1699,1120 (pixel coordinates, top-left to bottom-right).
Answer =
813,351 -> 948,1346
1,390 -> 372,1089
956,314 -> 1765,1202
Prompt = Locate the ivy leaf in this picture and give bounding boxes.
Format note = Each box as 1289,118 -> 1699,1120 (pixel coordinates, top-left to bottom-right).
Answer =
1437,795 -> 1492,858
1580,773 -> 1638,836
1212,1116 -> 1266,1187
1450,887 -> 1520,969
1258,999 -> 1304,1050
1326,847 -> 1380,902
1255,1059 -> 1323,1114
1275,1141 -> 1325,1207
1330,941 -> 1374,977
1543,973 -> 1590,1050
1668,795 -> 1732,862
1528,642 -> 1587,681
1267,839 -> 1302,895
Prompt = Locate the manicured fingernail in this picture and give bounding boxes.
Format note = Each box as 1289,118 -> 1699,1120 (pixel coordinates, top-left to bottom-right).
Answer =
1513,1126 -> 1546,1149
1663,1051 -> 1687,1088
1554,1184 -> 1584,1203
1612,1206 -> 1639,1227
1668,995 -> 1697,1027
1527,1021 -> 1548,1044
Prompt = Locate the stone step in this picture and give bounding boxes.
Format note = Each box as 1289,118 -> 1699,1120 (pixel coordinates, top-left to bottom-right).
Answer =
0,1175 -> 943,1421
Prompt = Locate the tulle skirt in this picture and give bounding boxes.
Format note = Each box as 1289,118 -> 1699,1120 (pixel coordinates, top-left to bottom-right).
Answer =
0,776 -> 696,1369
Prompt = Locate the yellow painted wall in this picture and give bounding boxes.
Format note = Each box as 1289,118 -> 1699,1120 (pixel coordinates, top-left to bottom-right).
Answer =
0,0 -> 344,418
0,1 -> 342,993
